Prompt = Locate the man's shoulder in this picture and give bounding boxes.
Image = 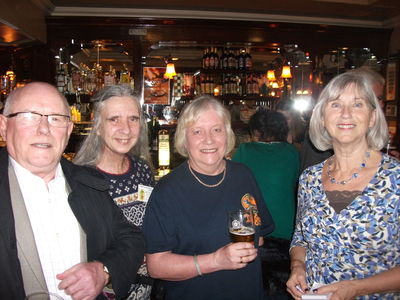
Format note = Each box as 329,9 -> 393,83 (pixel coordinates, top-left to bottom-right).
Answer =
61,158 -> 109,191
0,147 -> 8,164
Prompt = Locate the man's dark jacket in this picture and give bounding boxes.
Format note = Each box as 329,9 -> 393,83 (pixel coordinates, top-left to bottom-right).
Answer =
0,147 -> 145,299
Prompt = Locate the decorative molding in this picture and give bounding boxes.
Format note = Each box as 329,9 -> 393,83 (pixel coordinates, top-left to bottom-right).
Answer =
383,15 -> 400,28
30,0 -> 54,13
313,0 -> 378,5
51,7 -> 386,28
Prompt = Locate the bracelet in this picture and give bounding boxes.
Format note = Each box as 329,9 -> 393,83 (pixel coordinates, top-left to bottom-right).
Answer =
193,254 -> 203,276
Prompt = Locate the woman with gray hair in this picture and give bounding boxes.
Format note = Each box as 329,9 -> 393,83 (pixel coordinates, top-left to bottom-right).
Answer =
74,84 -> 155,300
287,70 -> 400,299
143,95 -> 274,299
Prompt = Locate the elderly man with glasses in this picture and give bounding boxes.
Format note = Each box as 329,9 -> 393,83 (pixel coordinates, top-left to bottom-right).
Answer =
0,82 -> 145,300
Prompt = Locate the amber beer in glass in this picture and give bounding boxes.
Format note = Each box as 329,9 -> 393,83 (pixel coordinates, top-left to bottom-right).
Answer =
228,210 -> 255,243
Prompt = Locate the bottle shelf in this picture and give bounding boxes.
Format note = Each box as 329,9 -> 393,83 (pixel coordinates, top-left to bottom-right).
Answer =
179,95 -> 279,102
198,68 -> 263,75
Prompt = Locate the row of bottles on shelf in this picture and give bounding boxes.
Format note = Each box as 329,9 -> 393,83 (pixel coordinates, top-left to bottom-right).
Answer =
199,74 -> 261,96
202,47 -> 252,70
1,71 -> 17,96
195,73 -> 280,98
56,63 -> 134,95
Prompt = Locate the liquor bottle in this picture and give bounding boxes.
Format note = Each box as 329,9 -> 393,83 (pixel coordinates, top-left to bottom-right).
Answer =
224,75 -> 229,95
210,75 -> 215,94
86,65 -> 97,94
104,65 -> 116,86
209,47 -> 215,69
71,68 -> 81,92
66,73 -> 73,94
200,75 -> 206,94
202,49 -> 207,69
225,75 -> 230,95
95,64 -> 103,92
252,74 -> 259,95
206,75 -> 214,94
203,48 -> 210,69
235,50 -> 240,69
228,49 -> 236,69
246,74 -> 253,95
214,47 -> 220,69
56,64 -> 66,93
238,49 -> 245,70
222,48 -> 228,69
220,49 -> 226,70
221,74 -> 227,95
237,75 -> 243,96
229,75 -> 236,95
204,76 -> 209,94
120,64 -> 131,84
244,48 -> 253,70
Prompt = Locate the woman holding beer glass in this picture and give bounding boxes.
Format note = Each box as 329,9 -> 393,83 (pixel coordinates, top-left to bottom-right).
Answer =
143,95 -> 274,299
286,70 -> 400,299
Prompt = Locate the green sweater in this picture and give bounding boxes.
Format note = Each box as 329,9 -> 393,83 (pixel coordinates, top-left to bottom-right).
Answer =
233,142 -> 300,240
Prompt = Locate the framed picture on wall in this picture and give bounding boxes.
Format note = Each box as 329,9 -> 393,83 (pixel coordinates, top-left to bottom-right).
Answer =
386,103 -> 397,117
143,67 -> 170,105
386,62 -> 397,101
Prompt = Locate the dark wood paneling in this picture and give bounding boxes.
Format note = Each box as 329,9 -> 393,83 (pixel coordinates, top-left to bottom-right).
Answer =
46,17 -> 392,58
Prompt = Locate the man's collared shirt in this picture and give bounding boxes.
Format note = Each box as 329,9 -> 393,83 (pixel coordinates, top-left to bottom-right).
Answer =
11,157 -> 81,299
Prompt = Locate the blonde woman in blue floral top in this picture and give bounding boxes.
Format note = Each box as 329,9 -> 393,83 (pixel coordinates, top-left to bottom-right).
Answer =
287,69 -> 400,300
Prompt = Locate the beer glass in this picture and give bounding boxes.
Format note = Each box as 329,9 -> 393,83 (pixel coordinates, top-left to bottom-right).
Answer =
228,209 -> 255,243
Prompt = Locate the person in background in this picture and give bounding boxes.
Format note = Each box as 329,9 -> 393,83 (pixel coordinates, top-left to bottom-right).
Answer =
74,85 -> 155,300
352,66 -> 385,109
233,110 -> 300,299
276,99 -> 307,151
287,70 -> 400,299
0,82 -> 144,299
143,95 -> 275,300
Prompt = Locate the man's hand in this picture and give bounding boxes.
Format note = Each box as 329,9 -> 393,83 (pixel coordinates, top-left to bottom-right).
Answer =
57,261 -> 108,300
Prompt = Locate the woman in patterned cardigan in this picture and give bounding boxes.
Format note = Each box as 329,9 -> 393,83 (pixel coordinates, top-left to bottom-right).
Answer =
74,85 -> 155,300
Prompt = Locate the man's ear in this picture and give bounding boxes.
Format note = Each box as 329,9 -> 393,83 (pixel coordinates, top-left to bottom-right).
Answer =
67,120 -> 74,137
0,115 -> 8,142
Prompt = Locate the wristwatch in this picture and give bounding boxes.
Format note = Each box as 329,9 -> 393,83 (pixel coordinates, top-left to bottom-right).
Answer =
103,264 -> 112,287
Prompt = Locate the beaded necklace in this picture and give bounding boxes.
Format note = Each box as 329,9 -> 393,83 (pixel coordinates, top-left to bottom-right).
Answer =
327,151 -> 371,185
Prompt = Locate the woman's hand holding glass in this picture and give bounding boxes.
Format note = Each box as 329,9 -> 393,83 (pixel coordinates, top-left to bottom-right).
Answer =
208,209 -> 258,270
213,241 -> 257,270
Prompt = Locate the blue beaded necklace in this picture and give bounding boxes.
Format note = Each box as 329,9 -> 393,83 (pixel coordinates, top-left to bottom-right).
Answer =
327,151 -> 371,185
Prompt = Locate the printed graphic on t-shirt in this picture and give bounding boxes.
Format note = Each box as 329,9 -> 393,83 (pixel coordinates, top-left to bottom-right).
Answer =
241,193 -> 261,226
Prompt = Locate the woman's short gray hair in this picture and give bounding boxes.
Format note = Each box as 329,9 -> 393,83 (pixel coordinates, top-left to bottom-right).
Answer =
174,95 -> 235,157
309,70 -> 388,151
74,84 -> 150,166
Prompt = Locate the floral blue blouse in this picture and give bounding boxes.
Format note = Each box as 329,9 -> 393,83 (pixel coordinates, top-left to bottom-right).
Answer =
291,154 -> 400,299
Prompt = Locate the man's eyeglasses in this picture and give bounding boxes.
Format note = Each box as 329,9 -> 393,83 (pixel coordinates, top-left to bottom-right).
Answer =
6,112 -> 71,128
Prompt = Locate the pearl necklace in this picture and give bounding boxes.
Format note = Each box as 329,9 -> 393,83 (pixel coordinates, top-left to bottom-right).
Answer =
188,162 -> 226,188
327,151 -> 371,185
